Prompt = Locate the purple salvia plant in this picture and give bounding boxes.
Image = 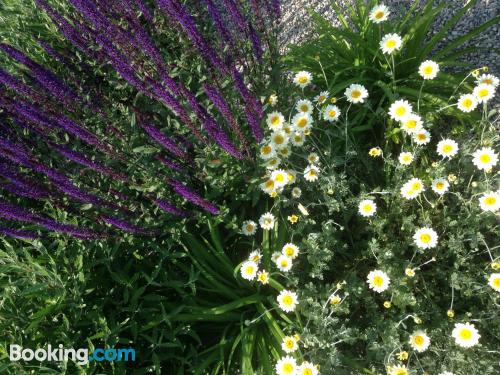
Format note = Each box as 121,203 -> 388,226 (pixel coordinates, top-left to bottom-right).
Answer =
134,0 -> 154,22
248,23 -> 263,62
272,0 -> 281,19
0,226 -> 38,240
0,160 -> 51,200
0,68 -> 43,102
221,0 -> 247,34
139,121 -> 189,160
167,178 -> 220,215
155,155 -> 184,173
202,0 -> 234,48
153,198 -> 189,217
100,214 -> 148,234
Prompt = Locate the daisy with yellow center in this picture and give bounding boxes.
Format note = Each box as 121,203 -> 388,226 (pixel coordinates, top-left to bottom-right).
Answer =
472,147 -> 497,170
266,111 -> 285,131
304,164 -> 320,182
296,99 -> 313,114
260,178 -> 276,194
476,73 -> 499,88
276,254 -> 293,272
358,199 -> 377,217
488,273 -> 500,292
345,83 -> 369,104
266,157 -> 281,170
400,113 -> 423,134
383,301 -> 391,308
257,270 -> 269,284
240,260 -> 258,280
431,178 -> 449,195
413,129 -> 431,145
330,294 -> 342,305
271,131 -> 289,149
419,60 -> 439,80
436,139 -> 459,159
388,99 -> 412,122
291,131 -> 305,147
292,113 -> 313,132
396,351 -> 409,361
315,91 -> 329,104
298,361 -> 319,375
275,356 -> 297,375
391,365 -> 409,375
367,270 -> 390,293
452,322 -> 480,348
282,243 -> 300,259
268,94 -> 278,106
293,71 -> 313,89
279,146 -> 291,159
479,191 -> 500,212
277,290 -> 299,312
248,250 -> 262,264
271,169 -> 289,188
380,33 -> 403,54
308,152 -> 320,164
409,330 -> 431,352
287,214 -> 299,224
457,93 -> 478,112
242,220 -> 257,236
259,143 -> 276,160
281,336 -> 299,353
369,4 -> 390,23
259,212 -> 275,230
399,152 -> 414,165
369,147 -> 383,157
405,267 -> 416,277
473,83 -> 496,103
323,104 -> 341,122
413,227 -> 438,249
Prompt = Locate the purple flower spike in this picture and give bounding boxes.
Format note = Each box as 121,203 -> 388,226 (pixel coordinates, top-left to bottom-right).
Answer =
168,178 -> 220,215
221,0 -> 247,34
139,121 -> 188,159
203,0 -> 234,47
0,226 -> 38,240
153,198 -> 190,217
155,155 -> 184,172
100,214 -> 148,234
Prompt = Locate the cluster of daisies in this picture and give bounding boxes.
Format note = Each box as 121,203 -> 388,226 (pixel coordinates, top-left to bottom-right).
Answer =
457,69 -> 499,113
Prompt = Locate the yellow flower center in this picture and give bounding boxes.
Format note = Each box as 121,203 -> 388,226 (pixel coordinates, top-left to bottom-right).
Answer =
271,116 -> 280,125
362,204 -> 372,213
480,154 -> 491,163
373,275 -> 384,287
283,295 -> 293,305
246,224 -> 254,232
328,109 -> 337,117
308,170 -> 317,177
283,363 -> 294,374
395,369 -> 408,375
412,182 -> 422,190
375,11 -> 384,19
297,118 -> 307,127
485,196 -> 496,206
300,104 -> 309,112
483,79 -> 492,85
442,144 -> 453,153
303,369 -> 313,375
420,233 -> 431,243
264,218 -> 272,225
294,135 -> 302,142
478,88 -> 489,97
396,106 -> 407,117
459,328 -> 472,340
265,180 -> 274,189
463,98 -> 473,108
274,135 -> 284,144
403,155 -> 411,162
424,66 -> 433,75
414,335 -> 424,346
318,95 -> 326,102
406,119 -> 417,129
493,277 -> 500,287
417,134 -> 426,140
285,339 -> 295,349
262,145 -> 272,155
245,266 -> 254,274
386,39 -> 397,48
275,174 -> 285,183
298,76 -> 308,84
285,247 -> 294,256
436,182 -> 444,189
351,90 -> 361,98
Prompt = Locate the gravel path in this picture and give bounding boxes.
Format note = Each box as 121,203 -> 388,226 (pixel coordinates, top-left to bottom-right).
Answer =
279,0 -> 499,73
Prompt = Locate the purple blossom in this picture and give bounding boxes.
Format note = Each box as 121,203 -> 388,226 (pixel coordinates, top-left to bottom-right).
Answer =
0,161 -> 51,200
153,198 -> 189,217
134,0 -> 153,22
221,0 -> 247,34
155,155 -> 184,172
139,121 -> 188,159
0,226 -> 38,240
0,68 -> 42,101
272,0 -> 281,19
203,0 -> 234,47
248,24 -> 263,62
100,214 -> 148,234
168,178 -> 220,215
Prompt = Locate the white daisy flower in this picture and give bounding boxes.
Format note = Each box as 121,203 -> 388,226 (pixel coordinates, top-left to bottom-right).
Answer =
391,365 -> 409,375
266,111 -> 285,131
380,33 -> 403,54
259,143 -> 276,160
291,131 -> 305,147
266,157 -> 281,170
323,104 -> 341,122
296,99 -> 313,114
277,290 -> 299,312
282,243 -> 299,259
419,60 -> 439,80
345,83 -> 369,104
369,4 -> 390,23
452,322 -> 480,348
298,362 -> 319,375
472,147 -> 498,170
278,146 -> 291,159
276,254 -> 293,272
436,139 -> 459,159
367,270 -> 390,293
413,129 -> 431,145
257,270 -> 269,284
398,152 -> 414,165
248,250 -> 262,264
488,273 -> 500,292
457,94 -> 478,112
479,191 -> 500,212
281,336 -> 299,353
315,91 -> 329,104
291,187 -> 302,198
358,199 -> 377,217
413,227 -> 438,249
260,179 -> 276,194
409,331 -> 431,352
293,71 -> 312,88
304,164 -> 320,182
476,73 -> 499,88
307,152 -> 320,164
240,260 -> 258,280
388,99 -> 412,122
270,131 -> 289,149
259,212 -> 275,230
405,177 -> 425,195
292,112 -> 313,132
268,94 -> 278,106
271,169 -> 289,188
400,113 -> 423,134
431,178 -> 449,195
473,83 -> 496,103
276,356 -> 297,375
242,220 -> 257,236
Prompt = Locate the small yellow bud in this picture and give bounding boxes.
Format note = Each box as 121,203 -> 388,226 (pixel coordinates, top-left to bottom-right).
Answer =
405,268 -> 415,277
383,301 -> 391,309
491,262 -> 500,270
287,215 -> 299,224
270,191 -> 278,198
413,316 -> 422,324
482,66 -> 489,72
368,147 -> 383,157
331,97 -> 337,104
330,295 -> 341,305
396,350 -> 409,361
447,309 -> 455,318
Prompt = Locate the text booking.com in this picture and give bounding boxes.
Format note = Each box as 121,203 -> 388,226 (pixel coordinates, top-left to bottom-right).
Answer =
9,344 -> 136,365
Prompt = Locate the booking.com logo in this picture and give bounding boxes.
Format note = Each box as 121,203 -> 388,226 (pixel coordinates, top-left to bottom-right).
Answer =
9,344 -> 136,365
